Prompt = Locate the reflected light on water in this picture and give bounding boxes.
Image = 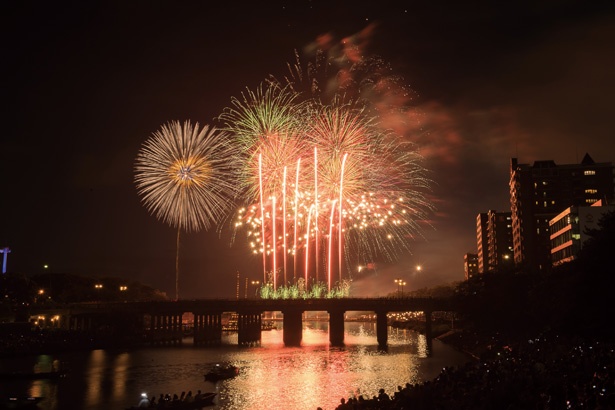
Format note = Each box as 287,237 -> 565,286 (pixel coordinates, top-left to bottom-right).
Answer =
2,322 -> 471,410
85,349 -> 105,406
113,353 -> 129,398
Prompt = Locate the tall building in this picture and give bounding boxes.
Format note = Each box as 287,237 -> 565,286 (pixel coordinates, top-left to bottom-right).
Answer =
476,210 -> 513,273
475,213 -> 488,273
509,153 -> 614,271
486,210 -> 514,271
464,253 -> 479,280
549,201 -> 615,266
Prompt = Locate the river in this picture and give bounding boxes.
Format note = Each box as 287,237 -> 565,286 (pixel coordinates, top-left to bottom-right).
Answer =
0,321 -> 472,410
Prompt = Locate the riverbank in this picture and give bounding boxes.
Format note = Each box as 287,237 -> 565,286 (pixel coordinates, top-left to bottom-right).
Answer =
330,331 -> 615,409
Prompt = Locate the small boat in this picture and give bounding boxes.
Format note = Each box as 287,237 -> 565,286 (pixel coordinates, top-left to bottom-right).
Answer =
125,392 -> 216,409
204,363 -> 239,382
4,396 -> 43,409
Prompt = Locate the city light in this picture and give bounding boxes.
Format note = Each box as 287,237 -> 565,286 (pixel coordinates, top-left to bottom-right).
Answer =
394,279 -> 407,297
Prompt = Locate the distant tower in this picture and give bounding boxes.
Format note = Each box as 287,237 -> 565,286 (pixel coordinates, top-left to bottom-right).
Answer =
0,247 -> 10,274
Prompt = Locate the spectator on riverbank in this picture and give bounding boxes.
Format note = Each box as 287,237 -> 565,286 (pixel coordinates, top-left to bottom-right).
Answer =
329,335 -> 615,409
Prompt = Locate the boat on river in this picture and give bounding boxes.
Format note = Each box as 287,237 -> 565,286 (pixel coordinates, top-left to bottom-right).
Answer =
125,392 -> 216,409
204,364 -> 239,382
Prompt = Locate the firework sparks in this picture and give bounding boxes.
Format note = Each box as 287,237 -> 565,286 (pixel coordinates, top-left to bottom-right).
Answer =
217,41 -> 434,295
135,120 -> 239,232
135,120 -> 240,299
222,82 -> 433,292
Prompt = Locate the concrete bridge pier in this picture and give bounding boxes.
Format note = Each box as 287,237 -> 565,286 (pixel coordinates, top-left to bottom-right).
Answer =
149,313 -> 183,345
194,313 -> 222,346
69,315 -> 92,331
376,310 -> 388,349
238,313 -> 261,346
424,310 -> 433,355
282,309 -> 303,346
328,309 -> 345,346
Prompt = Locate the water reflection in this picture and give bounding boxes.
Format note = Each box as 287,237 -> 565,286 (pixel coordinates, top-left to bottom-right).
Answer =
84,350 -> 105,406
1,322 -> 471,410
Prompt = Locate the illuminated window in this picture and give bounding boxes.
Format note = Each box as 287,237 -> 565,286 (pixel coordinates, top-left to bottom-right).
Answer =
586,198 -> 598,204
572,233 -> 581,240
585,189 -> 597,194
584,170 -> 596,175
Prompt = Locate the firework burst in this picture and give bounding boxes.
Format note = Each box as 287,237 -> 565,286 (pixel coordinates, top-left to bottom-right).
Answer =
135,120 -> 240,300
135,120 -> 240,231
218,84 -> 310,201
221,79 -> 433,292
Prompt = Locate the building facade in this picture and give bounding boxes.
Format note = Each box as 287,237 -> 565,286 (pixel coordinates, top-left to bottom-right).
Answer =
549,201 -> 615,266
476,213 -> 488,273
509,154 -> 614,271
464,253 -> 479,280
476,210 -> 513,273
486,210 -> 514,271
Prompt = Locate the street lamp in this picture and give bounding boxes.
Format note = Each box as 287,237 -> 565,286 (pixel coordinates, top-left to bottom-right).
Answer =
251,280 -> 260,298
394,279 -> 404,297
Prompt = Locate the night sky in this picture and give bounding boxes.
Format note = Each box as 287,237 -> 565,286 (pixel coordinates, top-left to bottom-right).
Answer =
3,1 -> 615,298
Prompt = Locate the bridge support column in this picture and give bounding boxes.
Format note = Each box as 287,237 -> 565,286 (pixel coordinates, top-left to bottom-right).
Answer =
148,313 -> 183,345
282,309 -> 303,346
173,313 -> 183,345
70,315 -> 91,331
194,313 -> 222,346
238,313 -> 261,346
424,310 -> 433,355
328,309 -> 345,346
376,310 -> 388,349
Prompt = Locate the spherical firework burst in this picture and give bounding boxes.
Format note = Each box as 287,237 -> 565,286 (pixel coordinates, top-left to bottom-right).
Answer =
134,120 -> 240,232
135,120 -> 240,300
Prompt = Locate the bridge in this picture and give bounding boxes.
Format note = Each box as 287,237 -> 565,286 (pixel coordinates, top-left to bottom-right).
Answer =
29,297 -> 456,349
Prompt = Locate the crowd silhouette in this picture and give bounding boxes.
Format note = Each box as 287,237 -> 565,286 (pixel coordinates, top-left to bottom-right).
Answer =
330,335 -> 614,409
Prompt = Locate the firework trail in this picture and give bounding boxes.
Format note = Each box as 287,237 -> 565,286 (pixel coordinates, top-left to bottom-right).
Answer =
218,83 -> 310,201
135,120 -> 240,298
221,46 -> 433,293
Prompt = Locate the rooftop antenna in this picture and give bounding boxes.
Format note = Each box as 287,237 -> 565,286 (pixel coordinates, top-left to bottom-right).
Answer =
0,247 -> 10,274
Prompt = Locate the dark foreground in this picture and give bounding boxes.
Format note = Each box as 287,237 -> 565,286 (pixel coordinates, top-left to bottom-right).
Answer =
328,333 -> 614,410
